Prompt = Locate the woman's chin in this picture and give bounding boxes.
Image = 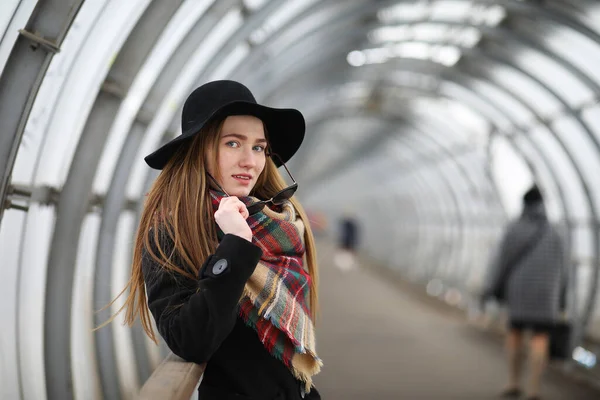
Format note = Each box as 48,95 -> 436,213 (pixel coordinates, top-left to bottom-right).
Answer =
226,187 -> 252,198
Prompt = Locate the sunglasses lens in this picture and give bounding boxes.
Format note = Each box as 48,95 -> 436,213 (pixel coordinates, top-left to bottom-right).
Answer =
272,184 -> 298,205
247,201 -> 266,215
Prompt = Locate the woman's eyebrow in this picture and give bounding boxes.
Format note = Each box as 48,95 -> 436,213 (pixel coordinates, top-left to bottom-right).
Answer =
222,133 -> 267,143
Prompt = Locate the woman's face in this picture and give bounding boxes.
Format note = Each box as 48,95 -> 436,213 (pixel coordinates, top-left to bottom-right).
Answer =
207,115 -> 267,197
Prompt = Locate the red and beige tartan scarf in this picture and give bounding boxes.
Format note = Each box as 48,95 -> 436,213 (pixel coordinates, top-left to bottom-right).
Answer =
210,191 -> 322,390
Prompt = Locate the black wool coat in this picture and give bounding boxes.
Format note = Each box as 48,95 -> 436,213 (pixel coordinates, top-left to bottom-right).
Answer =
142,232 -> 321,400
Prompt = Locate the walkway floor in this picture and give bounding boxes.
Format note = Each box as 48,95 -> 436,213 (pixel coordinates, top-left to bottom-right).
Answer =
312,241 -> 598,399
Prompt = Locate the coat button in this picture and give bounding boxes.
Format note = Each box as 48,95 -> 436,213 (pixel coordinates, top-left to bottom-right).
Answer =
212,259 -> 228,275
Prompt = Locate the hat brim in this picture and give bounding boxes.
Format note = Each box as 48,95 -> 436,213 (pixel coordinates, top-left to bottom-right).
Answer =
144,101 -> 305,170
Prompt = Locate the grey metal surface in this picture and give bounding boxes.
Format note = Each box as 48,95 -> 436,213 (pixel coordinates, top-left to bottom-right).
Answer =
43,4 -> 185,396
94,122 -> 150,398
142,0 -> 238,111
231,0 -> 362,83
89,2 -> 186,397
45,90 -> 120,399
0,0 -> 84,222
301,114 -> 399,186
395,122 -> 483,284
196,0 -> 281,82
380,131 -> 469,282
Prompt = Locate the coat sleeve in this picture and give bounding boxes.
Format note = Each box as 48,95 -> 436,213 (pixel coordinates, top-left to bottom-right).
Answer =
553,224 -> 570,311
484,221 -> 518,296
142,232 -> 262,364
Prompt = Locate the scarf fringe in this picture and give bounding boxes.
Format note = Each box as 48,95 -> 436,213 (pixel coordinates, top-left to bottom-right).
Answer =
241,283 -> 321,381
242,283 -> 318,354
291,352 -> 323,392
238,309 -> 322,392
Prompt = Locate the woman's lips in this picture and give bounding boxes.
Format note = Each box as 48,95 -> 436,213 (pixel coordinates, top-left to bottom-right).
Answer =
232,175 -> 252,185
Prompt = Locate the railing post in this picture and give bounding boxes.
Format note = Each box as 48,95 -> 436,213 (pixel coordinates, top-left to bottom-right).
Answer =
137,353 -> 205,400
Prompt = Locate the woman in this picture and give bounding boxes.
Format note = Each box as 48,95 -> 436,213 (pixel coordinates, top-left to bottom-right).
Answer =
119,80 -> 322,399
485,186 -> 567,400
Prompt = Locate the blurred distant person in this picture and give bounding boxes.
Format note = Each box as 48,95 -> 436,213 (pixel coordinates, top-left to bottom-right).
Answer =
483,185 -> 566,400
334,212 -> 359,271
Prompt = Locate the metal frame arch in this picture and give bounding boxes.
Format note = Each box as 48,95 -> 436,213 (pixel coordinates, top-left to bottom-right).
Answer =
243,3 -> 580,103
433,83 -> 572,227
386,72 -> 573,286
41,2 -> 182,398
483,20 -> 600,105
496,0 -> 600,43
300,102 -> 491,207
386,154 -> 463,284
352,155 -> 454,282
266,57 -> 572,239
302,75 -> 567,295
405,170 -> 464,284
254,3 -> 600,130
284,47 -> 584,234
305,107 -> 492,247
18,2 -> 158,399
231,0 -> 401,85
388,129 -> 470,285
90,2 -> 190,397
195,0 -> 309,84
383,173 -> 437,281
441,66 -> 584,238
322,127 -> 469,284
278,69 -> 564,247
0,1 -> 85,223
397,117 -> 493,288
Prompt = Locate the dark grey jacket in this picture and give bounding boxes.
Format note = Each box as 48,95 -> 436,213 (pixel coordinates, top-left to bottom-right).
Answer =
142,232 -> 321,399
487,206 -> 567,323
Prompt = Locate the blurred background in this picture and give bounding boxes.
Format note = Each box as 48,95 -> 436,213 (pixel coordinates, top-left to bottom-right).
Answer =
2,0 -> 600,399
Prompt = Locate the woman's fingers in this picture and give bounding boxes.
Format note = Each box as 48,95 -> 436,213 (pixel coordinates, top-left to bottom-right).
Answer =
219,197 -> 249,219
215,197 -> 253,241
219,196 -> 250,219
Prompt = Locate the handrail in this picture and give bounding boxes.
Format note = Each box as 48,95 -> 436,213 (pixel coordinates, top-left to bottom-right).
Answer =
137,353 -> 205,400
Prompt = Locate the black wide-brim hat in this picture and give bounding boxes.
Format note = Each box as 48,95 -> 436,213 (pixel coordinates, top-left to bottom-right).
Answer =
144,80 -> 305,169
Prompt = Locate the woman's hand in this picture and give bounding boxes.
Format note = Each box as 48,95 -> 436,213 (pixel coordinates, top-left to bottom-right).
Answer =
214,197 -> 253,242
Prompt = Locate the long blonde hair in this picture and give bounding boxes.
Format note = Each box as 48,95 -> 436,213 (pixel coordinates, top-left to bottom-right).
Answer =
114,118 -> 319,343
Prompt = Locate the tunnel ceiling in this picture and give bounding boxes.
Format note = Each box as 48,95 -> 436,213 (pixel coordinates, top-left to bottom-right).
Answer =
2,1 -> 600,219
2,1 -> 600,399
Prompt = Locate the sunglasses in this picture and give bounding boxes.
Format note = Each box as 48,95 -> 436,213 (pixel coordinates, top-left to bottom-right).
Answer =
208,153 -> 298,215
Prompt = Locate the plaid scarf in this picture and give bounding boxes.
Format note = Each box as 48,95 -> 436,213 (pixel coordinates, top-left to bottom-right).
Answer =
210,191 -> 321,390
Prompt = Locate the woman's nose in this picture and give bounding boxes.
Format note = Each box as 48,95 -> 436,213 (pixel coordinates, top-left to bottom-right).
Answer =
239,147 -> 257,167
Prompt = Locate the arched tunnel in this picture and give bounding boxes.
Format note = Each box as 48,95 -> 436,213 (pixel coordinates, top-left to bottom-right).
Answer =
1,1 -> 600,399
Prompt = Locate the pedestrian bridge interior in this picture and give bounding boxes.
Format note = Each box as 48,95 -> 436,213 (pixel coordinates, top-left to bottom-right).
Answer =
1,1 -> 600,399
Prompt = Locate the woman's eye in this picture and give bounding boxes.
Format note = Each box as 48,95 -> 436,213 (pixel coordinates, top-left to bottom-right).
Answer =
253,145 -> 265,152
225,141 -> 239,148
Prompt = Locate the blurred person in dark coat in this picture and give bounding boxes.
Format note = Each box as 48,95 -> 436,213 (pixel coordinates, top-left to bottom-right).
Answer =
340,215 -> 358,252
484,185 -> 567,400
334,211 -> 360,271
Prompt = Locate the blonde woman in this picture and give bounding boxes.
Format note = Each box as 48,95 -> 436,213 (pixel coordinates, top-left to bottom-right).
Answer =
118,80 -> 321,399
